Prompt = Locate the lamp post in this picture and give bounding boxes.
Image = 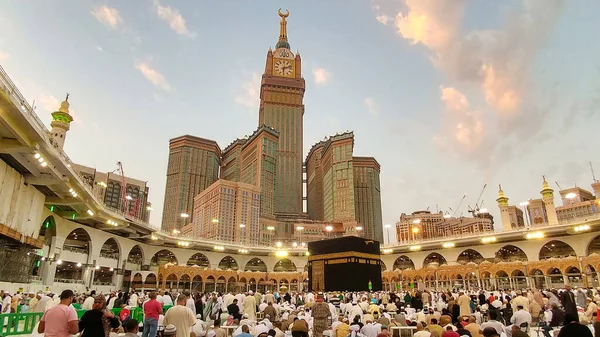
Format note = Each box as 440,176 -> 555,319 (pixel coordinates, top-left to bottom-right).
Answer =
384,224 -> 391,244
325,225 -> 333,239
411,219 -> 421,241
239,224 -> 246,244
519,202 -> 530,228
296,226 -> 304,246
566,193 -> 577,220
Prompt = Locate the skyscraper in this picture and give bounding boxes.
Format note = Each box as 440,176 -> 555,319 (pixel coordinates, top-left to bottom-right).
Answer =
161,135 -> 220,233
162,10 -> 383,244
353,157 -> 383,242
259,9 -> 305,216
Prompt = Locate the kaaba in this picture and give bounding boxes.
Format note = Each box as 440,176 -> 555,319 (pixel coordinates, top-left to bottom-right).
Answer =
308,236 -> 382,292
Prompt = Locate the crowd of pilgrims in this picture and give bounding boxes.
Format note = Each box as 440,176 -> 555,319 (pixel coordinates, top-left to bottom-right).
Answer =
3,285 -> 599,337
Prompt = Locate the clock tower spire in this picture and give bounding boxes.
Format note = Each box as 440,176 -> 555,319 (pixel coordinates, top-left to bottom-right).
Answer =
258,10 -> 305,216
276,9 -> 290,49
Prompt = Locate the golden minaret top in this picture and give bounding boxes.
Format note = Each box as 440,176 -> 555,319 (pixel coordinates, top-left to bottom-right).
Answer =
276,9 -> 290,49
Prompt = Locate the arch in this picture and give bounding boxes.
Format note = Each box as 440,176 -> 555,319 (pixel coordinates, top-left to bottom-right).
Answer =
511,269 -> 525,277
274,259 -> 297,272
529,268 -> 544,276
587,235 -> 600,255
245,258 -> 267,272
456,249 -> 484,265
393,255 -> 415,270
100,238 -> 121,261
63,228 -> 91,255
38,216 -> 57,246
127,245 -> 144,266
218,256 -> 239,270
192,275 -> 203,292
151,249 -> 178,266
145,273 -> 157,289
380,260 -> 387,272
495,245 -> 528,262
187,253 -> 210,268
539,240 -> 576,260
423,252 -> 447,268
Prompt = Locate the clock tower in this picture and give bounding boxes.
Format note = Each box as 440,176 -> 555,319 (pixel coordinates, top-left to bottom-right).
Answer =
259,9 -> 305,215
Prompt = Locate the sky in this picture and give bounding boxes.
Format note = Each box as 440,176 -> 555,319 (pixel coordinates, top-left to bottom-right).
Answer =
0,0 -> 599,242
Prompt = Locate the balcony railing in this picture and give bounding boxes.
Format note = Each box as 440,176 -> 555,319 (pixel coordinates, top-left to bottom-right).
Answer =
54,278 -> 84,284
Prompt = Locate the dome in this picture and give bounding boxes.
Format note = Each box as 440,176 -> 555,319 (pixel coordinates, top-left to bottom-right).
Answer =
58,99 -> 70,114
276,40 -> 290,49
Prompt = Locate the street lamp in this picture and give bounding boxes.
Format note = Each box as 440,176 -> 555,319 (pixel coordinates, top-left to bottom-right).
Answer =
325,225 -> 333,238
296,226 -> 303,243
384,224 -> 391,244
239,224 -> 246,244
519,201 -> 530,227
566,193 -> 577,220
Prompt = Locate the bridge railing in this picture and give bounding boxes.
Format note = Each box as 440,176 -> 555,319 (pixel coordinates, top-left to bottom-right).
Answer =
0,64 -> 50,141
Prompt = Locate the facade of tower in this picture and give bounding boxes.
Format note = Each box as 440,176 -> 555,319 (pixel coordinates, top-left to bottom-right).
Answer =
353,157 -> 383,242
305,142 -> 325,220
258,10 -> 305,216
221,139 -> 246,182
240,126 -> 279,221
161,135 -> 221,233
192,179 -> 261,244
305,132 -> 383,241
49,94 -> 73,150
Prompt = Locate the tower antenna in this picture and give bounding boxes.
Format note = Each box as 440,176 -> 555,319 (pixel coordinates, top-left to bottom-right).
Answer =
590,161 -> 599,183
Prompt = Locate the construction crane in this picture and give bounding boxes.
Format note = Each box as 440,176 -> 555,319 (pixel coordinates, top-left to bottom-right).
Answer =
111,161 -> 141,219
448,195 -> 466,218
468,184 -> 487,216
591,161 -> 599,183
111,162 -> 129,214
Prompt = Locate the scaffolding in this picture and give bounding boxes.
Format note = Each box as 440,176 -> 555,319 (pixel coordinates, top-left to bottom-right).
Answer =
0,236 -> 36,283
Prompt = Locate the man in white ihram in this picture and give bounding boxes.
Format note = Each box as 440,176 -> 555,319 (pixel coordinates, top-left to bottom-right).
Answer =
505,305 -> 532,337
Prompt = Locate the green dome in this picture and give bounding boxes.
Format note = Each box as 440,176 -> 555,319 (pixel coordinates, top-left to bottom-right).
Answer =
276,40 -> 290,49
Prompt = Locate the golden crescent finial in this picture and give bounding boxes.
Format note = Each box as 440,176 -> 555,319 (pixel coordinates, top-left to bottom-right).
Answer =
278,8 -> 289,18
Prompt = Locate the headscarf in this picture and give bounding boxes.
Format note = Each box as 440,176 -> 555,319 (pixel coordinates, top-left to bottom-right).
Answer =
93,295 -> 112,337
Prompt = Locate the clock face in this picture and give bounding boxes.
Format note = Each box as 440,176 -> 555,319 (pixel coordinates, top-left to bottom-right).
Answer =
274,59 -> 294,77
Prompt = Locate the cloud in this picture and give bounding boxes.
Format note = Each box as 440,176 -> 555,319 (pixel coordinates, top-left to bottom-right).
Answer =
438,86 -> 485,152
235,73 -> 261,112
393,0 -> 566,167
364,97 -> 378,115
96,46 -> 103,52
91,5 -> 123,29
0,49 -> 9,61
395,0 -> 463,51
376,15 -> 391,25
155,2 -> 194,37
313,68 -> 331,85
39,94 -> 60,113
135,62 -> 171,91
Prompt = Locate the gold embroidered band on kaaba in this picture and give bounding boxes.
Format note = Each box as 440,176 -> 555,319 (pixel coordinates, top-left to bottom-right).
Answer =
308,251 -> 381,262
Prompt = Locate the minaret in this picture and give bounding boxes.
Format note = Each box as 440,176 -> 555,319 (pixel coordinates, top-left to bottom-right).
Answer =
541,176 -> 559,225
49,93 -> 74,150
496,184 -> 511,231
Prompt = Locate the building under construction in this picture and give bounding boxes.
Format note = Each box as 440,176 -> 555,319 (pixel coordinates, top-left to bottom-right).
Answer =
395,210 -> 495,244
